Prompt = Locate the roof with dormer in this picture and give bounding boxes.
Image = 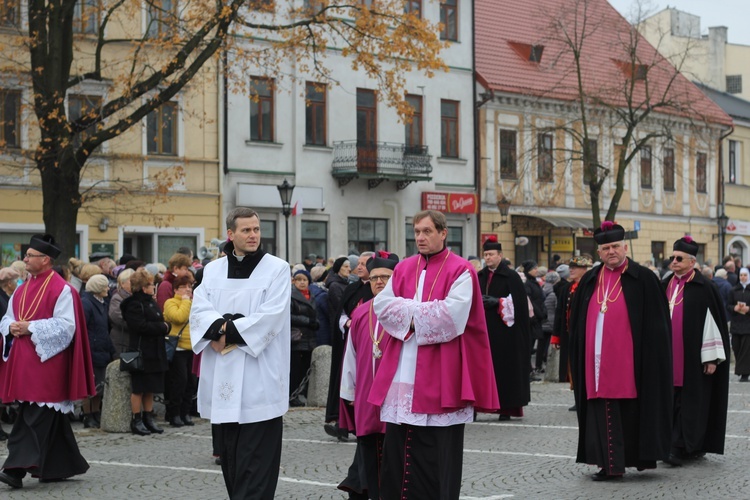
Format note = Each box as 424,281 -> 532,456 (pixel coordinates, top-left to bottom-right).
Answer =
475,0 -> 732,127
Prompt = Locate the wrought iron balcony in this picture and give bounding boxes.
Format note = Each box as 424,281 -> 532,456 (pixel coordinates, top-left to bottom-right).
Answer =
331,140 -> 433,190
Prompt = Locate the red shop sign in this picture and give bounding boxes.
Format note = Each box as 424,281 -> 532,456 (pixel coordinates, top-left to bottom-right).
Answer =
421,192 -> 477,214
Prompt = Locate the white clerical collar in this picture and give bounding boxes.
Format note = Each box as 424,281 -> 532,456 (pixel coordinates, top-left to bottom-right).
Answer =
232,250 -> 245,262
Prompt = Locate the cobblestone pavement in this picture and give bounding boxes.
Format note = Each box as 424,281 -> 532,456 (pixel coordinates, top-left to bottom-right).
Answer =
1,378 -> 749,499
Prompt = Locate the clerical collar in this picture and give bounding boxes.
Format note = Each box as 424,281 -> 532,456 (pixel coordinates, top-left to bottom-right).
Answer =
605,259 -> 628,272
419,246 -> 448,260
30,268 -> 54,280
232,250 -> 245,262
674,269 -> 694,280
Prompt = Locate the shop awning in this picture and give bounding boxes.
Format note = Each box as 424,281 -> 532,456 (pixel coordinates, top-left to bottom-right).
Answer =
515,215 -> 594,229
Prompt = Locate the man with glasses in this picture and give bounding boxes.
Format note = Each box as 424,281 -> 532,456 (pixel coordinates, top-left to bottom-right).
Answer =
0,234 -> 95,489
339,252 -> 399,499
662,236 -> 729,466
569,222 -> 672,481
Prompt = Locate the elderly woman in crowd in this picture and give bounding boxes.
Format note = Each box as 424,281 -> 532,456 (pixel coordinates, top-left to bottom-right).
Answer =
163,274 -> 196,427
109,268 -> 135,356
730,267 -> 750,382
289,269 -> 319,406
80,274 -> 116,428
9,260 -> 26,284
0,267 -> 20,440
0,267 -> 20,318
121,269 -> 170,436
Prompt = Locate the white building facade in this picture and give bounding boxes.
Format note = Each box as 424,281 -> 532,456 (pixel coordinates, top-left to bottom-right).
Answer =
222,1 -> 479,262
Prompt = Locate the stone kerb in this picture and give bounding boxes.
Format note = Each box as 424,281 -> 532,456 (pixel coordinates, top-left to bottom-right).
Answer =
306,345 -> 331,407
100,360 -> 133,432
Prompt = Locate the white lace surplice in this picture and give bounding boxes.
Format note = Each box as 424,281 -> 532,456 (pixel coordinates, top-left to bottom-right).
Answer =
374,268 -> 475,426
0,283 -> 76,413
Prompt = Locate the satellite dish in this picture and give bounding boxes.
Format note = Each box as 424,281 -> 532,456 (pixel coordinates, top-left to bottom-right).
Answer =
515,236 -> 529,246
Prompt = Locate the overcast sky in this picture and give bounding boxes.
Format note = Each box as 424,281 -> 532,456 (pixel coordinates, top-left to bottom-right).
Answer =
608,0 -> 750,46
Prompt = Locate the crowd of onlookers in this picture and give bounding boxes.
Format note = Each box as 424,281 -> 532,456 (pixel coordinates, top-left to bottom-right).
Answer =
0,244 -> 747,446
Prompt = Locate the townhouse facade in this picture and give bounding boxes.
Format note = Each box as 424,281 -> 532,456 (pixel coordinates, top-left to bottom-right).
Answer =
0,1 -> 222,265
475,0 -> 732,268
223,0 -> 479,262
639,8 -> 750,263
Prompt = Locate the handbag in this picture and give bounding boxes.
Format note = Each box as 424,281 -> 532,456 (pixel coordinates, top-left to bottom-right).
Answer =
120,348 -> 143,372
165,322 -> 188,362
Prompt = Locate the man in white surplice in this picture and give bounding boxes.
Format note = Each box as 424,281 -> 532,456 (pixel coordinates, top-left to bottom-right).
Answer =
190,207 -> 290,500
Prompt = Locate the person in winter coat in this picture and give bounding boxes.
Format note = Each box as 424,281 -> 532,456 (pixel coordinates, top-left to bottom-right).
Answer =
540,271 -> 560,374
163,274 -> 196,427
121,268 -> 170,436
80,274 -> 117,428
713,269 -> 733,310
109,268 -> 134,356
310,266 -> 331,346
290,270 -> 319,406
523,260 -> 547,373
730,268 -> 750,382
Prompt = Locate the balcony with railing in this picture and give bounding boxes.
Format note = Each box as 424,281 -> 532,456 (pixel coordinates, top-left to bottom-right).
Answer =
331,140 -> 433,190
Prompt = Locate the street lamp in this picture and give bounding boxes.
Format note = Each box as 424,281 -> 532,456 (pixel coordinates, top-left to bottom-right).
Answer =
277,179 -> 295,263
492,196 -> 512,230
718,211 -> 729,260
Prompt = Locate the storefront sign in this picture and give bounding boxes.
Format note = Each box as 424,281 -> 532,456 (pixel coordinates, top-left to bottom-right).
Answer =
421,192 -> 477,214
551,237 -> 574,252
727,219 -> 750,236
91,243 -> 115,257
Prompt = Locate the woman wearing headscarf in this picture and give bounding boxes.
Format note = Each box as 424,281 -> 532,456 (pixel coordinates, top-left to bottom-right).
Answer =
729,267 -> 750,382
80,274 -> 116,428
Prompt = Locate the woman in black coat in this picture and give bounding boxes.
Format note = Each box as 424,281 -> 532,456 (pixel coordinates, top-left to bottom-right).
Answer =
729,268 -> 750,381
81,275 -> 116,428
290,270 -> 319,406
121,268 -> 170,435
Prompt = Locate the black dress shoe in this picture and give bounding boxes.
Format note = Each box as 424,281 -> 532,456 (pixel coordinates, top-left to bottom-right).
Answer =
664,453 -> 683,466
181,414 -> 194,426
0,470 -> 23,489
568,404 -> 577,411
324,422 -> 339,438
591,469 -> 622,481
39,477 -> 67,483
498,414 -> 511,421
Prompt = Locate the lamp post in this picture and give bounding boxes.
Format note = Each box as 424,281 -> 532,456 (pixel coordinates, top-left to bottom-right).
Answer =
718,211 -> 729,262
492,196 -> 512,230
277,179 -> 295,263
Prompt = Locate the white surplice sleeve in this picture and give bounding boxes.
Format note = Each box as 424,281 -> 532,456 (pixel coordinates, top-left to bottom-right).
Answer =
231,264 -> 291,358
27,286 -> 76,362
190,280 -> 222,355
413,270 -> 472,345
0,291 -> 16,361
373,269 -> 473,346
340,335 -> 357,402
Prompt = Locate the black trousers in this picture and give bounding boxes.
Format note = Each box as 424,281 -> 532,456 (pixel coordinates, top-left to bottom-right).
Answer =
166,350 -> 195,417
3,402 -> 89,480
583,398 -> 656,475
380,423 -> 464,500
359,433 -> 384,500
219,416 -> 283,500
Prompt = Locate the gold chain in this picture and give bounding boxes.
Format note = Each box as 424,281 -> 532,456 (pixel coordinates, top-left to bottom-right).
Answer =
17,271 -> 54,321
596,261 -> 628,313
368,300 -> 384,359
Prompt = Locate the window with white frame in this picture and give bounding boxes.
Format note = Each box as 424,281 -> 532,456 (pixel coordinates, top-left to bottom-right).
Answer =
146,101 -> 178,156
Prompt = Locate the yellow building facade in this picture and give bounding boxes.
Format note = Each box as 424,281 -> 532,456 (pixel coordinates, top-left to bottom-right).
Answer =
0,3 -> 222,265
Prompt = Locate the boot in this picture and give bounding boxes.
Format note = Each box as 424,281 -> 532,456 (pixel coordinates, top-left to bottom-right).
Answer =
180,414 -> 194,426
142,411 -> 164,434
82,414 -> 99,429
130,414 -> 151,436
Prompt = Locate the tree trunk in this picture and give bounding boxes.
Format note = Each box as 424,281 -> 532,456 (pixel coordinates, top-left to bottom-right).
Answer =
40,155 -> 82,263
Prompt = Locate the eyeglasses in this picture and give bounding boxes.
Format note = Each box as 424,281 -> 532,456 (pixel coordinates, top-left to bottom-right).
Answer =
24,252 -> 46,259
668,255 -> 689,263
369,274 -> 391,283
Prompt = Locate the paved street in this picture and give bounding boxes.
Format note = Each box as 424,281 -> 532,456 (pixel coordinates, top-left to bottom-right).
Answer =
1,378 -> 749,499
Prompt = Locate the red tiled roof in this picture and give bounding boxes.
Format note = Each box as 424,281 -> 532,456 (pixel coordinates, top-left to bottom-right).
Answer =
475,0 -> 732,126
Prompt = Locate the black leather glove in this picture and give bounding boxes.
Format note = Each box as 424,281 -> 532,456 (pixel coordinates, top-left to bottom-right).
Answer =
482,295 -> 499,310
